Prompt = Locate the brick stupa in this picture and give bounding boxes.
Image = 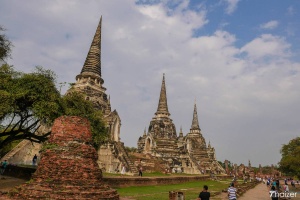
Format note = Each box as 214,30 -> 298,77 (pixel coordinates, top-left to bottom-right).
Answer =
10,116 -> 119,200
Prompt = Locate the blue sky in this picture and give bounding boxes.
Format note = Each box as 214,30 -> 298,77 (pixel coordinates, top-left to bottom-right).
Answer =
1,0 -> 300,167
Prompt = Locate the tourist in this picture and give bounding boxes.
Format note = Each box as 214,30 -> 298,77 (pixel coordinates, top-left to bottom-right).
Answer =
275,179 -> 280,190
283,183 -> 290,199
291,180 -> 295,188
269,186 -> 279,200
0,160 -> 8,175
227,182 -> 237,200
121,165 -> 126,176
197,185 -> 210,200
267,179 -> 270,187
138,166 -> 143,177
32,154 -> 38,165
272,179 -> 277,188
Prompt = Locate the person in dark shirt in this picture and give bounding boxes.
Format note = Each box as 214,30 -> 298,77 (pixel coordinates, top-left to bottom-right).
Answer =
32,154 -> 38,165
197,185 -> 210,200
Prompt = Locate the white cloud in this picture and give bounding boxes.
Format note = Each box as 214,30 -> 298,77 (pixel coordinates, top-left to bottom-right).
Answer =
260,20 -> 279,30
241,34 -> 291,60
1,0 -> 300,167
224,0 -> 240,14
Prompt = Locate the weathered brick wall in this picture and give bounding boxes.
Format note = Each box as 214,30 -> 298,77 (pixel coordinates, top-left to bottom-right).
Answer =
6,116 -> 119,200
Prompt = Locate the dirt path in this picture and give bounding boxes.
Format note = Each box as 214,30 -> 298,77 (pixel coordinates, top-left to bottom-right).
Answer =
212,183 -> 270,200
238,183 -> 270,200
213,182 -> 300,200
0,175 -> 27,192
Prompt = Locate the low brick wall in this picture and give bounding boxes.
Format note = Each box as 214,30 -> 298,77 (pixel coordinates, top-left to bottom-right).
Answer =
2,165 -> 36,180
103,175 -> 230,188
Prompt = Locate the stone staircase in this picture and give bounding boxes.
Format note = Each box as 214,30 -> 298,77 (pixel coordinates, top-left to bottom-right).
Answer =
1,140 -> 30,161
188,153 -> 202,174
114,142 -> 138,175
214,160 -> 226,174
155,139 -> 179,155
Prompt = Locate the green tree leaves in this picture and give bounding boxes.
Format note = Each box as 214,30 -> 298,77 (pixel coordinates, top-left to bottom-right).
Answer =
0,65 -> 62,149
0,26 -> 12,61
61,92 -> 108,149
279,137 -> 300,179
0,65 -> 107,150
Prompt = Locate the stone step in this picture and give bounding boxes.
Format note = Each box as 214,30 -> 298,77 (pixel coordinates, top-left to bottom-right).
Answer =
1,140 -> 30,161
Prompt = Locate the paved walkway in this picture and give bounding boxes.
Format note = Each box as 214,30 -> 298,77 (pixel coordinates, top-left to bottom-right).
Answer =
212,183 -> 270,200
238,183 -> 270,200
213,182 -> 300,200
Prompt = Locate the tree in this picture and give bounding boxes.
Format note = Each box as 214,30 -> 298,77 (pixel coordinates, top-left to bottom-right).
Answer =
0,65 -> 62,149
0,65 -> 108,150
60,92 -> 108,149
0,26 -> 12,61
279,137 -> 300,179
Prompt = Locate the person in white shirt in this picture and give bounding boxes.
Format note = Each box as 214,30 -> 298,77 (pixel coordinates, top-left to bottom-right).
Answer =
227,183 -> 237,200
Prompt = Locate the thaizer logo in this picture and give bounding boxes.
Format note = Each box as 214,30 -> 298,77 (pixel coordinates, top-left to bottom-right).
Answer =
269,191 -> 297,198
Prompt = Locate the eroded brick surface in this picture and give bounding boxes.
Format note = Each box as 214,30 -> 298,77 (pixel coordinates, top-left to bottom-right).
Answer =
6,116 -> 119,200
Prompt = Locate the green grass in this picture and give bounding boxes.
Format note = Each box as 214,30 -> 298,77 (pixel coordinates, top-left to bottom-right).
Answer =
103,172 -> 123,177
103,171 -> 207,177
116,179 -> 232,200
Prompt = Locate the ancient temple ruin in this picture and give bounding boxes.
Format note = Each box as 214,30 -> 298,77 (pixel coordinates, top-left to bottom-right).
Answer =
7,116 -> 119,200
2,17 -> 137,175
2,17 -> 224,175
66,17 -> 137,175
137,75 -> 225,174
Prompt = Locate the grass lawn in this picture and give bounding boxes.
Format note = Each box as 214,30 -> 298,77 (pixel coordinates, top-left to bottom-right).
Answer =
116,179 -> 232,200
103,172 -> 171,177
103,171 -> 207,177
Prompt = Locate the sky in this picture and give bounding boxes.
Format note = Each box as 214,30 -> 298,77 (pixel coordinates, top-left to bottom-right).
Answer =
1,0 -> 300,167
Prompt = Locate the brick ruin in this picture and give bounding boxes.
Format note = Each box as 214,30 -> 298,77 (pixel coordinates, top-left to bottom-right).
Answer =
7,116 -> 119,200
65,17 -> 137,175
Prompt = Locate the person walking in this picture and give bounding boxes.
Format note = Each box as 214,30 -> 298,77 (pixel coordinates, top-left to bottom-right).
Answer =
197,185 -> 210,200
269,186 -> 279,200
121,165 -> 126,176
138,166 -> 143,177
0,160 -> 8,175
228,182 -> 237,200
32,154 -> 38,165
283,183 -> 290,199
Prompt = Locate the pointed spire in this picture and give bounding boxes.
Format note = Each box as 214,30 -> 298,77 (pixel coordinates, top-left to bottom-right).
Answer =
104,94 -> 111,115
81,16 -> 102,78
190,101 -> 201,133
155,74 -> 170,117
208,140 -> 211,148
179,126 -> 183,137
143,127 -> 147,136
